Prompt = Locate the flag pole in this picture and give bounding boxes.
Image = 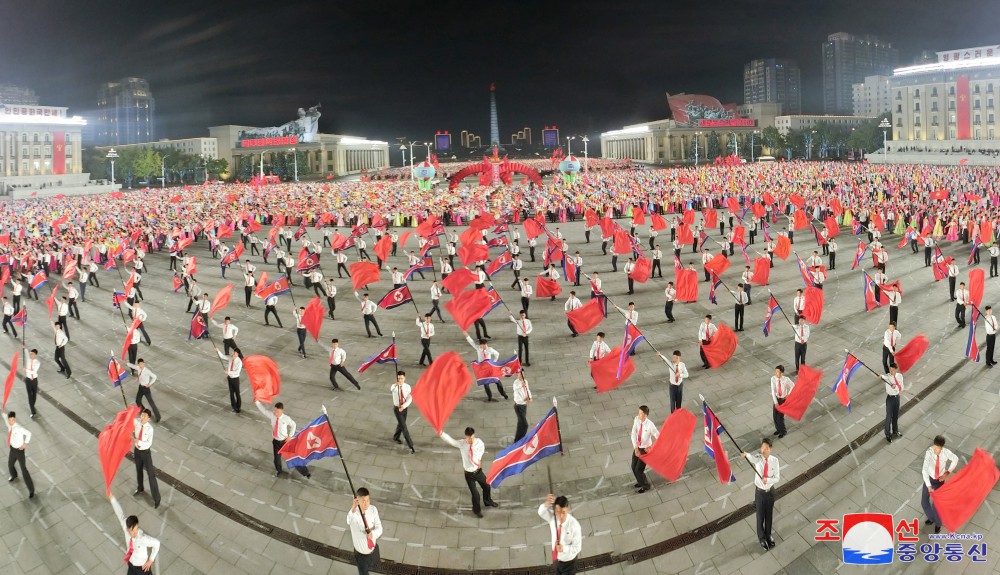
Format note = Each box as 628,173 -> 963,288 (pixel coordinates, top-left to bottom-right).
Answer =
320,404 -> 372,538
845,348 -> 883,378
698,393 -> 763,480
765,289 -> 796,328
205,331 -> 229,370
109,349 -> 129,409
486,279 -> 513,315
582,272 -> 665,357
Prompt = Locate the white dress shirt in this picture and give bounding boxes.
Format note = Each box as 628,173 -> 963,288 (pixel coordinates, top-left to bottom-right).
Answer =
417,319 -> 435,339
921,446 -> 958,487
6,421 -> 30,448
329,347 -> 347,366
538,505 -> 582,562
111,495 -> 160,567
622,309 -> 638,324
346,505 -> 383,555
54,330 -> 68,347
793,323 -> 810,343
589,341 -> 611,360
883,329 -> 900,351
256,402 -> 296,440
133,419 -> 154,451
465,336 -> 499,361
513,377 -> 532,405
24,358 -> 40,379
520,283 -> 533,298
770,375 -> 793,403
698,322 -> 718,341
440,432 -> 485,472
511,316 -> 533,336
664,286 -> 676,301
882,372 -> 905,396
985,313 -> 998,335
127,365 -> 157,388
630,416 -> 659,450
218,351 -> 243,377
663,357 -> 688,385
391,382 -> 412,409
956,288 -> 969,306
745,452 -> 780,491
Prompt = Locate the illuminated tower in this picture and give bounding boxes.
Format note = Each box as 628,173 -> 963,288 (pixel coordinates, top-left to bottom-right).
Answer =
489,83 -> 500,147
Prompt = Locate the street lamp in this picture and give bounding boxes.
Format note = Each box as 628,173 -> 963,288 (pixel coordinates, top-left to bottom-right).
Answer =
580,136 -> 589,172
878,118 -> 891,162
566,136 -> 576,156
807,131 -> 817,160
161,153 -> 172,189
399,144 -> 407,172
105,148 -> 118,185
729,131 -> 739,158
750,130 -> 760,162
694,131 -> 703,165
290,148 -> 298,182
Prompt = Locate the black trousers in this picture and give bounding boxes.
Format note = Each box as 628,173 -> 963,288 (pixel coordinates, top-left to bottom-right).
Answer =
354,545 -> 381,575
884,394 -> 900,438
991,256 -> 999,277
925,246 -> 933,265
567,319 -> 578,335
24,377 -> 37,416
483,380 -> 507,400
244,286 -> 253,307
464,469 -> 493,514
882,345 -> 896,373
264,305 -> 282,327
631,451 -> 650,488
664,301 -> 674,321
669,383 -> 683,413
514,404 -> 529,442
296,327 -> 307,354
829,252 -> 836,270
54,347 -> 70,375
988,333 -> 996,365
429,300 -> 444,321
135,386 -> 161,421
521,297 -> 530,313
363,314 -> 383,337
922,479 -> 944,528
134,448 -> 160,505
272,438 -> 286,473
2,315 -> 16,336
744,284 -> 752,304
734,304 -> 744,331
773,398 -> 786,434
754,487 -> 775,543
68,299 -> 80,319
58,316 -> 69,339
337,263 -> 350,278
473,318 -> 489,339
948,276 -> 956,300
223,338 -> 240,356
794,342 -> 807,370
326,296 -> 336,319
419,339 -> 433,365
8,447 -> 33,495
651,259 -> 661,277
394,407 -> 414,450
128,343 -> 138,367
889,305 -> 898,326
227,376 -> 241,411
956,304 -> 966,327
517,335 -> 530,364
330,365 -> 360,389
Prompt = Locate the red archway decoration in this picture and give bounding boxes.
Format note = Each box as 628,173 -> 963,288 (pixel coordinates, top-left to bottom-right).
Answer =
448,156 -> 544,190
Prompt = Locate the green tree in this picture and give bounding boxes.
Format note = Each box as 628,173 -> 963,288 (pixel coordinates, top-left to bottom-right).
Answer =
133,148 -> 162,184
81,146 -> 108,181
207,158 -> 228,180
761,126 -> 783,156
707,131 -> 722,160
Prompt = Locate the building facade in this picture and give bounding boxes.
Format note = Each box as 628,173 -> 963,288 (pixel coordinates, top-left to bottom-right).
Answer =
96,138 -> 219,160
744,58 -> 801,115
601,119 -> 767,165
96,77 -> 155,146
774,114 -> 874,135
852,75 -> 892,117
823,33 -> 899,115
0,84 -> 39,106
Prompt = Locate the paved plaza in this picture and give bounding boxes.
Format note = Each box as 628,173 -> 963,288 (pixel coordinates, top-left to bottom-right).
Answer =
1,216 -> 999,575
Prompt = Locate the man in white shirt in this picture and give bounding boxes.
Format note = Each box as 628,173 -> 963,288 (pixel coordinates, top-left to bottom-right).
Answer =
881,366 -> 905,442
512,371 -> 532,442
742,438 -> 779,549
885,284 -> 901,326
242,269 -> 257,307
216,347 -> 243,413
519,278 -> 533,314
327,338 -> 361,390
664,281 -> 676,322
6,411 -> 34,498
828,237 -> 838,270
213,316 -> 241,356
53,322 -> 71,378
589,332 -> 611,363
128,358 -> 161,422
355,292 -> 384,338
428,281 -> 444,322
110,493 -> 160,572
589,272 -> 603,300
198,294 -> 212,337
792,289 -> 805,323
132,409 -> 160,508
324,278 -> 337,320
990,243 -> 1000,278
2,297 -> 16,338
651,245 -> 663,278
571,251 -> 583,286
793,320 -> 810,372
417,314 -> 435,366
22,349 -> 40,418
985,305 -> 998,367
391,371 -> 416,453
698,315 -> 718,369
947,259 -> 959,300
921,435 -> 958,534
955,281 -> 969,328
623,257 -> 636,294
659,350 -> 689,413
733,283 -> 748,331
564,291 -> 583,337
882,321 -> 900,373
510,310 -> 532,366
464,333 -> 508,401
57,296 -> 71,339
65,281 -> 81,319
256,400 -> 310,477
770,365 -> 793,438
347,487 -> 383,575
439,427 -> 497,517
630,405 -> 659,493
741,266 -> 754,305
538,494 -> 582,572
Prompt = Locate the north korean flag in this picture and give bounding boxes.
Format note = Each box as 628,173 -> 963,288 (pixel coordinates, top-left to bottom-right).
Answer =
487,236 -> 508,248
220,243 -> 244,267
29,271 -> 46,291
486,251 -> 512,278
112,291 -> 127,308
295,250 -> 320,273
10,308 -> 26,327
278,414 -> 339,468
483,286 -> 504,317
293,224 -> 308,241
376,285 -> 413,310
358,342 -> 397,373
703,402 -> 735,484
486,407 -> 561,488
404,258 -> 434,280
419,235 -> 440,258
108,357 -> 127,387
471,355 -> 522,385
188,312 -> 207,340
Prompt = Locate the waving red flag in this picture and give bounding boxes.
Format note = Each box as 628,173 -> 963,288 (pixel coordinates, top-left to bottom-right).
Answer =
704,253 -> 731,278
458,243 -> 489,266
415,217 -> 438,237
788,194 -> 805,208
639,408 -> 697,482
411,351 -> 471,434
824,216 -> 840,238
801,286 -> 824,324
98,406 -> 141,495
751,203 -> 766,219
701,323 -> 738,368
731,225 -> 746,245
629,257 -> 652,283
373,234 -> 392,262
469,212 -> 497,231
120,316 -> 141,360
894,334 -> 929,373
2,352 -> 18,409
702,209 -> 718,230
445,288 -> 493,330
682,209 -> 695,224
210,283 -> 234,319
301,296 -> 325,341
725,197 -> 740,213
675,268 -> 698,302
243,355 -> 281,403
397,231 -> 412,250
254,271 -> 269,296
932,448 -> 1000,533
591,346 -> 636,393
650,213 -> 667,231
752,257 -> 770,285
968,268 -> 985,308
566,298 -> 606,334
613,230 -> 633,255
676,223 -> 694,245
349,261 -> 381,291
534,275 -> 563,298
773,235 -> 791,260
441,267 -> 477,294
459,226 -> 482,247
792,210 -> 809,230
776,364 -> 822,421
522,218 -> 545,240
631,207 -> 646,226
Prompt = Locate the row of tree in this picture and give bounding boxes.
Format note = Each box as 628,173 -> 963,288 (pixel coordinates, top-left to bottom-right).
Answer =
82,147 -> 229,188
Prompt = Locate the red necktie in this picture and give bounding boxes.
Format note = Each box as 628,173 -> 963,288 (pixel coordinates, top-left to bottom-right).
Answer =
777,378 -> 783,398
138,425 -> 144,442
673,365 -> 678,384
552,523 -> 562,562
935,455 -> 940,480
524,381 -> 531,401
229,358 -> 235,372
124,538 -> 134,564
469,444 -> 476,468
273,418 -> 279,439
637,422 -> 643,448
398,385 -> 403,406
6,429 -> 10,446
762,458 -> 769,487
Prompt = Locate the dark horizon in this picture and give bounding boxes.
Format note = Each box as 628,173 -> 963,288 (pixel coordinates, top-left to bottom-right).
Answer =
1,0 -> 997,149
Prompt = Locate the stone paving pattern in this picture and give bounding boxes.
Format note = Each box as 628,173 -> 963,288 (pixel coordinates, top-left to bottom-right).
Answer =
1,214 -> 999,574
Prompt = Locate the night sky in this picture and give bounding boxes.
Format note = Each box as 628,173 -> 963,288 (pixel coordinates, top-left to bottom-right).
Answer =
2,0 -> 997,154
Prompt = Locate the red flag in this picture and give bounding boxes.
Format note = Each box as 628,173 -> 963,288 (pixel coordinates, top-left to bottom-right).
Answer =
170,194 -> 182,203
792,210 -> 808,230
801,286 -> 824,324
629,257 -> 652,283
458,243 -> 489,266
676,223 -> 694,245
968,268 -> 985,308
120,316 -> 141,359
566,298 -> 606,334
894,334 -> 928,373
650,213 -> 667,231
46,285 -> 58,318
931,448 -> 1000,533
682,209 -> 695,224
929,189 -> 949,201
725,197 -> 740,213
751,203 -> 766,219
522,218 -> 545,240
701,323 -> 738,368
2,352 -> 18,409
703,209 -> 718,230
444,288 -> 493,330
301,296 -> 325,341
243,355 -> 281,402
469,212 -> 497,231
410,351 -> 471,433
788,194 -> 805,208
776,365 -> 822,421
631,207 -> 646,226
441,268 -> 478,294
590,346 -> 635,393
675,268 -> 698,302
254,271 -> 269,296
824,216 -> 840,238
98,406 -> 142,495
612,230 -> 632,255
373,234 -> 392,262
584,209 -> 599,227
397,231 -> 412,250
349,261 -> 381,291
415,217 -> 439,238
752,257 -> 770,285
773,236 -> 791,260
210,283 -> 234,319
534,275 -> 562,298
704,253 -> 730,278
638,408 -> 697,482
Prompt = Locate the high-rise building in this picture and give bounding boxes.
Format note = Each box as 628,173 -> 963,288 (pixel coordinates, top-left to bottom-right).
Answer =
852,75 -> 892,117
0,84 -> 39,106
489,83 -> 499,147
823,33 -> 899,115
96,77 -> 155,146
743,59 -> 801,115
